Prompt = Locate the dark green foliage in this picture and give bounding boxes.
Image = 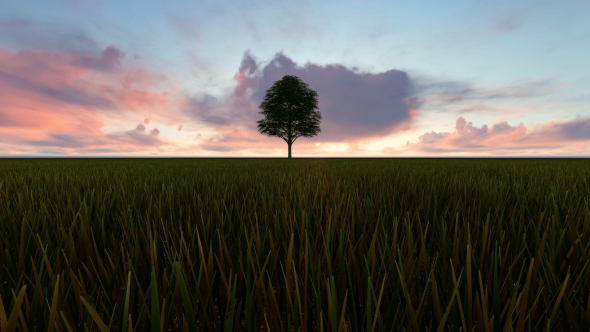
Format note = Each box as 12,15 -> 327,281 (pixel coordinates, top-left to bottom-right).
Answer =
257,75 -> 321,158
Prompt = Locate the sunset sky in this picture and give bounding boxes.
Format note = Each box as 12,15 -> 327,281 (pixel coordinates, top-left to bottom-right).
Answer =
1,0 -> 589,157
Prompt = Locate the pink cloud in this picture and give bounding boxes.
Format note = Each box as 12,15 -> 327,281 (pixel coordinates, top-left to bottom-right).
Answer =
406,98 -> 425,120
118,89 -> 168,111
7,121 -> 168,155
404,116 -> 590,154
0,47 -> 177,154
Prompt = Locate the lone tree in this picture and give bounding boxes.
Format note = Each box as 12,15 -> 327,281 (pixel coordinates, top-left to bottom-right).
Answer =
257,75 -> 322,158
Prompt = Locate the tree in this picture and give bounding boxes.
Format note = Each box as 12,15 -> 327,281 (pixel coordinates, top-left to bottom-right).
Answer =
257,75 -> 322,158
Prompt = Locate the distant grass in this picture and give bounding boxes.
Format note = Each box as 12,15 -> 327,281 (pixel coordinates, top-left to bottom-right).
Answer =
0,158 -> 589,331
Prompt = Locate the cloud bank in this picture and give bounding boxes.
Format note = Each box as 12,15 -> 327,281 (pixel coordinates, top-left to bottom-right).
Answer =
404,116 -> 590,154
0,46 -> 173,154
185,51 -> 420,143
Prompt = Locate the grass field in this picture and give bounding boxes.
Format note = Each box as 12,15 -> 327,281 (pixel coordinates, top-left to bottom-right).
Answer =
1,158 -> 589,331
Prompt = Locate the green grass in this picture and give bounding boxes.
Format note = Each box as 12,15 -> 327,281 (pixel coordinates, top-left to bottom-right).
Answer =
0,158 -> 589,331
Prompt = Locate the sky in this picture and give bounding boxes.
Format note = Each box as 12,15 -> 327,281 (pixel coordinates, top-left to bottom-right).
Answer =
0,0 -> 589,157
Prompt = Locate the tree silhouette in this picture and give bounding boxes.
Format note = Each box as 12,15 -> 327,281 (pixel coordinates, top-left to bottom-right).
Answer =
257,75 -> 322,158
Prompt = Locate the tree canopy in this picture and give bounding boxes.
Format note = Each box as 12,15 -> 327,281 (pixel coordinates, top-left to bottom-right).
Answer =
257,75 -> 321,158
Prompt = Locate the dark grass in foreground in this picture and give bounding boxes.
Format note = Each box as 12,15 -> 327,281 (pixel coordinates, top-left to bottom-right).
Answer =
1,158 -> 589,332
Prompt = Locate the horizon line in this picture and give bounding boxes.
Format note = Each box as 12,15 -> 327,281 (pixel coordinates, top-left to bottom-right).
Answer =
2,156 -> 590,159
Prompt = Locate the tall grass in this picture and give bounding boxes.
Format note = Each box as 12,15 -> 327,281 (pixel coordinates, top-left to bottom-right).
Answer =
0,158 -> 589,331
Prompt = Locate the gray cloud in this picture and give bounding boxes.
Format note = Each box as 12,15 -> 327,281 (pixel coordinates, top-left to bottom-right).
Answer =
76,148 -> 117,153
107,125 -> 163,146
413,76 -> 565,110
186,51 -> 418,142
492,121 -> 514,133
27,134 -> 88,148
186,94 -> 233,125
0,17 -> 98,52
166,13 -> 201,40
72,45 -> 125,71
531,117 -> 590,140
37,148 -> 67,154
201,145 -> 234,152
495,15 -> 522,33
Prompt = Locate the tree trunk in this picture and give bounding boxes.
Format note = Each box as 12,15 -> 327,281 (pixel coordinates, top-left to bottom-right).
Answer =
288,142 -> 292,158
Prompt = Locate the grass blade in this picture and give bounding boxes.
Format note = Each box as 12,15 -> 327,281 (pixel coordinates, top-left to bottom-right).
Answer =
79,295 -> 110,332
5,285 -> 27,332
121,271 -> 132,332
173,262 -> 197,332
437,268 -> 463,332
150,265 -> 161,332
47,274 -> 60,332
